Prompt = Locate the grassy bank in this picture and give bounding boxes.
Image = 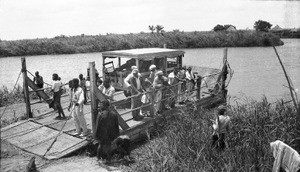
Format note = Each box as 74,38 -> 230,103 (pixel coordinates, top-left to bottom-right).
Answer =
0,85 -> 24,107
0,30 -> 283,57
126,97 -> 299,171
0,85 -> 53,107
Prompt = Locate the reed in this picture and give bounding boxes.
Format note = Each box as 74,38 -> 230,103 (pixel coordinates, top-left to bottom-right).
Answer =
0,85 -> 54,107
124,97 -> 298,171
0,31 -> 283,57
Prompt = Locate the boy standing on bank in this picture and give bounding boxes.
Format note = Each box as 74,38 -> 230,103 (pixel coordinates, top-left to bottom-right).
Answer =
211,105 -> 231,150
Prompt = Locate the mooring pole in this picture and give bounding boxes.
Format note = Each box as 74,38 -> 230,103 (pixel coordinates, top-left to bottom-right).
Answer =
196,76 -> 202,100
222,48 -> 228,101
89,62 -> 97,136
21,57 -> 32,118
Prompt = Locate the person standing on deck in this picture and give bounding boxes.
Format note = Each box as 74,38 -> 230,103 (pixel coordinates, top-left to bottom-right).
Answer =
177,66 -> 187,104
124,67 -> 145,121
211,105 -> 231,150
95,100 -> 120,163
186,67 -> 195,95
70,78 -> 89,137
52,73 -> 66,119
168,68 -> 179,108
153,70 -> 170,114
79,74 -> 87,104
33,71 -> 44,101
145,64 -> 157,84
99,78 -> 115,102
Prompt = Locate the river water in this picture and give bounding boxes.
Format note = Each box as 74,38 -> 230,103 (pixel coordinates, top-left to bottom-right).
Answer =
1,39 -> 299,103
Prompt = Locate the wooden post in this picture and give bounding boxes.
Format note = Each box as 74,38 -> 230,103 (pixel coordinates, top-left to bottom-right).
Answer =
89,62 -> 97,136
196,76 -> 202,100
21,57 -> 32,118
223,48 -> 228,64
222,48 -> 228,90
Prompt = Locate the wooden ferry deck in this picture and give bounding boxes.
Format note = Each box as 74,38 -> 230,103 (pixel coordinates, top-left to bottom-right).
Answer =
0,92 -> 151,160
0,85 -> 219,160
1,48 -> 232,160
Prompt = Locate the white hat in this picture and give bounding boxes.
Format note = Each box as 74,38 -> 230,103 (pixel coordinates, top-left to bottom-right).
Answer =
156,70 -> 163,76
149,65 -> 156,70
131,66 -> 138,70
132,69 -> 138,73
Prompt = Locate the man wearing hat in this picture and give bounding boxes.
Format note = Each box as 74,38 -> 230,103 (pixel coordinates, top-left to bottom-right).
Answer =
211,105 -> 231,150
146,64 -> 157,84
153,70 -> 170,114
124,66 -> 146,120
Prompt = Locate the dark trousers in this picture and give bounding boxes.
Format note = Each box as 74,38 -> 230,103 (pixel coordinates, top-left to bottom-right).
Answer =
83,88 -> 87,104
212,133 -> 226,150
53,91 -> 65,117
97,143 -> 112,161
37,84 -> 43,100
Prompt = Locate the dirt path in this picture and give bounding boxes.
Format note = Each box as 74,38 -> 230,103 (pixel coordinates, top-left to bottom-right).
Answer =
1,140 -> 123,172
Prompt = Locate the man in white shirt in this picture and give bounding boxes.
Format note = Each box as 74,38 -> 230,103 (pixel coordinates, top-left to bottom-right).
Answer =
124,67 -> 145,120
52,73 -> 66,119
168,68 -> 179,108
185,67 -> 195,93
146,64 -> 157,84
100,78 -> 115,101
70,78 -> 89,137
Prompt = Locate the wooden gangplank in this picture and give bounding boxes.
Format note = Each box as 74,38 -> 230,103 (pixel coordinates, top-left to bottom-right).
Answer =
0,120 -> 88,160
26,76 -> 52,105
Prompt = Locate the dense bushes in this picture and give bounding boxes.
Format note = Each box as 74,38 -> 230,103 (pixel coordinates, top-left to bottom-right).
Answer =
126,97 -> 299,171
0,31 -> 283,57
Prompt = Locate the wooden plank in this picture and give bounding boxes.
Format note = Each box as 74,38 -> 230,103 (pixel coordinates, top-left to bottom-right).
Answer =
25,133 -> 88,160
6,126 -> 58,148
0,120 -> 28,132
1,121 -> 41,139
94,87 -> 130,130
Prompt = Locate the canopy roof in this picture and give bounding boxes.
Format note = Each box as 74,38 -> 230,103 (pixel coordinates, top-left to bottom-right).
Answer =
102,48 -> 185,60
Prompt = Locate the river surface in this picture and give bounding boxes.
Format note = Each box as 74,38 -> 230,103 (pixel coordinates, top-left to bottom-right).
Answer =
1,39 -> 299,103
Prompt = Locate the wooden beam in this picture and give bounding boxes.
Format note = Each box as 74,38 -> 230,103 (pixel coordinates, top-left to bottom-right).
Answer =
26,77 -> 52,105
89,62 -> 97,136
93,88 -> 130,130
21,57 -> 32,118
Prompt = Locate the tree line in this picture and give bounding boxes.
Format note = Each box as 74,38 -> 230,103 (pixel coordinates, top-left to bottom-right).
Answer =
0,30 -> 283,57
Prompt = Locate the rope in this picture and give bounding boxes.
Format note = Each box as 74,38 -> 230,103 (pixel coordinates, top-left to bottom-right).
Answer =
0,70 -> 22,120
42,106 -> 75,158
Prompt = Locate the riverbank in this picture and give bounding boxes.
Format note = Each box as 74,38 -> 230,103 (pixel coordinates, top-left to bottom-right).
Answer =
0,30 -> 283,57
126,97 -> 299,171
1,97 -> 299,171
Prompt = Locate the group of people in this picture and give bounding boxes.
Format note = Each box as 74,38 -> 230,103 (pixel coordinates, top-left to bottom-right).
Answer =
121,64 -> 199,121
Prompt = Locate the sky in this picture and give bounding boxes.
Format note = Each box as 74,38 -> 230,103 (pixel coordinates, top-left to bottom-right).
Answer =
0,0 -> 299,41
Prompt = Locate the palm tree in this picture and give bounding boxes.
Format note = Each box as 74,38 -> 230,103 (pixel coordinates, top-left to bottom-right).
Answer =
148,25 -> 155,33
155,25 -> 164,33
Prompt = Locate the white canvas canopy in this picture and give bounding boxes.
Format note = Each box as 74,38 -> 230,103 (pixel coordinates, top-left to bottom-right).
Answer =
102,48 -> 185,60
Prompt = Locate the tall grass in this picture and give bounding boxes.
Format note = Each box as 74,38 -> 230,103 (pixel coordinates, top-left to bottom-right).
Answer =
0,31 -> 283,57
126,97 -> 299,171
0,85 -> 24,107
0,85 -> 53,107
